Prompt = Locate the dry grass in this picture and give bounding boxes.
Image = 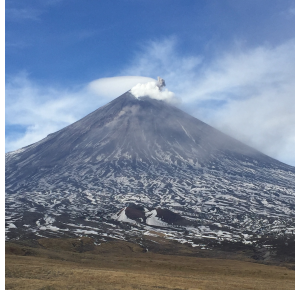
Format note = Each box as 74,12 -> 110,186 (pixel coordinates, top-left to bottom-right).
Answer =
145,231 -> 166,237
6,239 -> 294,290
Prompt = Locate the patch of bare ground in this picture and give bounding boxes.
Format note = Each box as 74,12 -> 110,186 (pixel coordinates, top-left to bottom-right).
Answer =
6,238 -> 294,290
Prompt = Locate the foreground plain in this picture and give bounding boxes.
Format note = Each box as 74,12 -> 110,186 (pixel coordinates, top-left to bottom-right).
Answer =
6,238 -> 294,290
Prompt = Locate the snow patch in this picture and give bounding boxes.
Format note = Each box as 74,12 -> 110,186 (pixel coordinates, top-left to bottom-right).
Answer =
146,210 -> 168,227
114,208 -> 137,224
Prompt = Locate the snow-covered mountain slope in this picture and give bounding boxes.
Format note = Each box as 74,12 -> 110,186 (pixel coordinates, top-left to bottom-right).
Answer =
5,90 -> 294,247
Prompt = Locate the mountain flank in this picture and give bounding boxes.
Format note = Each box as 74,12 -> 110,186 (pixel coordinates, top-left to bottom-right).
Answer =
5,80 -> 294,258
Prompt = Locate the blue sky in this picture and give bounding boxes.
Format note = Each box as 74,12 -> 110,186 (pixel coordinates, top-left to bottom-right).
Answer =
5,0 -> 295,165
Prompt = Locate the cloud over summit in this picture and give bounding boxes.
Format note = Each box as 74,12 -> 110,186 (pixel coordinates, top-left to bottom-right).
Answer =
88,76 -> 156,98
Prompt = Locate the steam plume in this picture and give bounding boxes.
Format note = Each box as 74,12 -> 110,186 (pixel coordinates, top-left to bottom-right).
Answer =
130,77 -> 178,104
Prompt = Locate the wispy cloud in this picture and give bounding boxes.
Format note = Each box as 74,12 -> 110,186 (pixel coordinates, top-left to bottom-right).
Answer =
5,39 -> 31,49
6,73 -> 92,152
5,74 -> 157,152
6,0 -> 63,22
6,8 -> 43,22
122,38 -> 295,165
5,38 -> 294,165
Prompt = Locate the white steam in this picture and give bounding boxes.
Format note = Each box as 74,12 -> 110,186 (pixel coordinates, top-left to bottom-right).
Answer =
130,81 -> 177,103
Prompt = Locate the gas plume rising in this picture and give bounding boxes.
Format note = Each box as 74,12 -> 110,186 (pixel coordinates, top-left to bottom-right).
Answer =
130,77 -> 179,104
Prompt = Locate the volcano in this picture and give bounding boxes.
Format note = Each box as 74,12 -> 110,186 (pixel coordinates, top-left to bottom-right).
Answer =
5,79 -> 294,249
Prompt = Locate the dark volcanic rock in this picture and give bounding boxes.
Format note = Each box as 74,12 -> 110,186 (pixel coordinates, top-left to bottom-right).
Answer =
125,205 -> 146,221
156,208 -> 191,226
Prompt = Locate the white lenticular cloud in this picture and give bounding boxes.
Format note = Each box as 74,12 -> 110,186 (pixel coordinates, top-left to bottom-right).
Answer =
130,81 -> 178,104
88,76 -> 156,98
